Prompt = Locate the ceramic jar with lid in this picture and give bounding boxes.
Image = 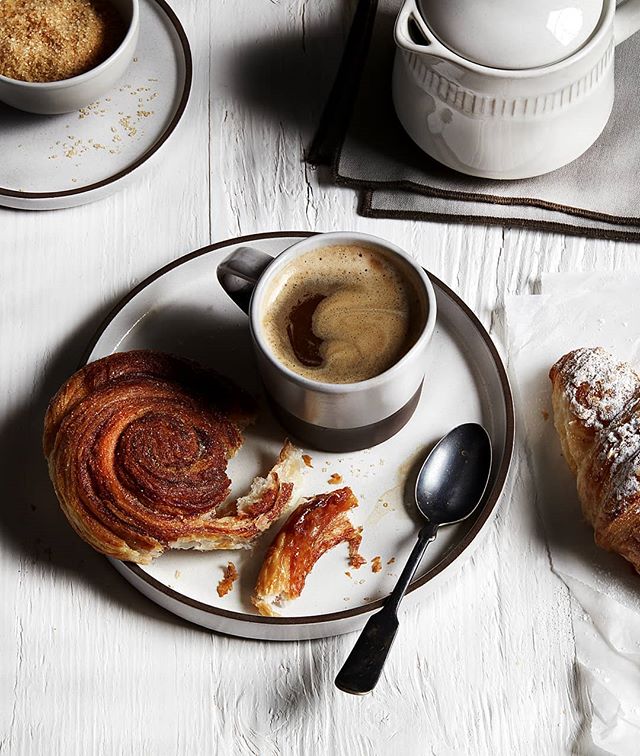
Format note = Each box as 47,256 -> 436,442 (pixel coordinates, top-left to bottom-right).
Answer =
392,0 -> 640,179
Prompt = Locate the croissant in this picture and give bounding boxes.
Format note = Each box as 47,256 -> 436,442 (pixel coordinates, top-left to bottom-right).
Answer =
252,487 -> 365,616
550,347 -> 640,573
43,350 -> 304,564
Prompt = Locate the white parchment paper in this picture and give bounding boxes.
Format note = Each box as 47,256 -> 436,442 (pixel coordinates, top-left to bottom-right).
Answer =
505,276 -> 640,754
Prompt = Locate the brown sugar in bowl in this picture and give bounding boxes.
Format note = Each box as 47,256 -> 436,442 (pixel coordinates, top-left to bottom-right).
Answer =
0,0 -> 138,114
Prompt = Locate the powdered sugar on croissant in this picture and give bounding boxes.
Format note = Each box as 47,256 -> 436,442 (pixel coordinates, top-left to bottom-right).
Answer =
550,347 -> 640,572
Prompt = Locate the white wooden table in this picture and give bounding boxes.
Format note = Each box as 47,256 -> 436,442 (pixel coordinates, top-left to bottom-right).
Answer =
2,2 -> 638,753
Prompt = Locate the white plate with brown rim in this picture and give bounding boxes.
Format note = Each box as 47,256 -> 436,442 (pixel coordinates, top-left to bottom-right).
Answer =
80,232 -> 514,641
0,0 -> 191,211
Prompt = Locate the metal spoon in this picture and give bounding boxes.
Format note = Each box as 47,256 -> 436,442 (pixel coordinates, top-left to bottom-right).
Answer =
335,423 -> 492,695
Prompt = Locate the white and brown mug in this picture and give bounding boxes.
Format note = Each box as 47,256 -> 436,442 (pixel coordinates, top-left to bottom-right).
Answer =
217,232 -> 437,452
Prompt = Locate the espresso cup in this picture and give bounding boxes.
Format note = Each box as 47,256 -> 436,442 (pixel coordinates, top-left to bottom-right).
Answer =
217,232 -> 437,452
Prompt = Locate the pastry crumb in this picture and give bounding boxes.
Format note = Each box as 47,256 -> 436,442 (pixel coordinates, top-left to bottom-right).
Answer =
328,472 -> 343,484
174,569 -> 181,579
302,454 -> 313,468
345,571 -> 352,578
216,562 -> 238,597
542,410 -> 549,421
349,551 -> 366,569
387,557 -> 395,565
371,556 -> 382,573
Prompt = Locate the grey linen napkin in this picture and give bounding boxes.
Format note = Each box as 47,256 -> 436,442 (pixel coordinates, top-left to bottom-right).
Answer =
318,0 -> 640,241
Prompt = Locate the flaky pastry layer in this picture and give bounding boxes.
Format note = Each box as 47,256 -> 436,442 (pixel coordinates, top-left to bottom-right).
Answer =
252,487 -> 365,616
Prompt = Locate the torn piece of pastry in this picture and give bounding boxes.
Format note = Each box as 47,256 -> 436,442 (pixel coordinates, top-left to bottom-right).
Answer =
43,350 -> 304,564
550,347 -> 640,572
216,562 -> 239,597
170,440 -> 304,553
252,487 -> 365,616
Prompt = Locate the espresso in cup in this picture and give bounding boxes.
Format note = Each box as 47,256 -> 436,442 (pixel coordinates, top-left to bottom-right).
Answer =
217,231 -> 438,451
261,244 -> 425,384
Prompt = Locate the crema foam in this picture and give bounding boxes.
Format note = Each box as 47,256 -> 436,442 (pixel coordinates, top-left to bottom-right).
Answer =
261,244 -> 425,384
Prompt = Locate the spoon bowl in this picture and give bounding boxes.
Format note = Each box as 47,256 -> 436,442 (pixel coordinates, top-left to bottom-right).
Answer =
416,423 -> 492,525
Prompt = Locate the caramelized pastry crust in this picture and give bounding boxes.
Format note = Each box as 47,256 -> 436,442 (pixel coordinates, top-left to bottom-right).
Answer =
550,347 -> 640,572
252,487 -> 364,616
217,562 -> 239,597
43,350 -> 303,563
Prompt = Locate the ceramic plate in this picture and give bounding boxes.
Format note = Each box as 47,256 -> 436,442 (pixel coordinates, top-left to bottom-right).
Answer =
0,0 -> 191,210
82,232 -> 514,640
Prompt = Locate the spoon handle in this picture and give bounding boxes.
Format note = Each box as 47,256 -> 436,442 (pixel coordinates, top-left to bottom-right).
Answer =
335,521 -> 438,695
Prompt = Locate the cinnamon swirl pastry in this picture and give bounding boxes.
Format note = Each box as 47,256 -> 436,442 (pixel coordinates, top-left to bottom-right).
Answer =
43,350 -> 304,564
550,347 -> 640,572
252,487 -> 365,616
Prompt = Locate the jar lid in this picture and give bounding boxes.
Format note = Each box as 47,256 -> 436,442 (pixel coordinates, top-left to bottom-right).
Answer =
416,0 -> 604,70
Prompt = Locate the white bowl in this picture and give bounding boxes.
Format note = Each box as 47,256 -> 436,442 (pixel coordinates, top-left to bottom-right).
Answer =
0,0 -> 139,115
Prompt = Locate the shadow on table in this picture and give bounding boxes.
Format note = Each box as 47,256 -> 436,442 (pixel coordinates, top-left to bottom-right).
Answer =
0,301 -> 205,633
224,7 -> 354,149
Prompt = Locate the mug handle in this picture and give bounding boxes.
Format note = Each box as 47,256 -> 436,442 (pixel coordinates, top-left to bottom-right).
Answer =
615,0 -> 640,45
217,247 -> 274,314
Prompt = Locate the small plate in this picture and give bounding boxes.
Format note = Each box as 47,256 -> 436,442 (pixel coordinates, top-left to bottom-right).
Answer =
0,0 -> 191,210
83,232 -> 514,640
